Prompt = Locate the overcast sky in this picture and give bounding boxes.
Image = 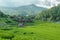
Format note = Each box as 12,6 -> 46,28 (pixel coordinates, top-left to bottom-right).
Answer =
0,0 -> 60,8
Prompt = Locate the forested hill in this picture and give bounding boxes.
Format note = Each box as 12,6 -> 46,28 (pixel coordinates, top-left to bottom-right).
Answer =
0,10 -> 17,28
0,11 -> 8,18
36,5 -> 60,22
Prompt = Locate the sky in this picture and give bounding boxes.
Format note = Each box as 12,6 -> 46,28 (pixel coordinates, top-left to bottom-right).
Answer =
0,0 -> 60,8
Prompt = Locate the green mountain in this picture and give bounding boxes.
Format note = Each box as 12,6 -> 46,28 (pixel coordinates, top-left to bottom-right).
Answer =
36,5 -> 60,22
0,4 -> 46,16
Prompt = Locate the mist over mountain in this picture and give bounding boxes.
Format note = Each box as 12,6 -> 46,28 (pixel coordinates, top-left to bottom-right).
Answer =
0,0 -> 60,16
0,0 -> 60,8
0,4 -> 46,16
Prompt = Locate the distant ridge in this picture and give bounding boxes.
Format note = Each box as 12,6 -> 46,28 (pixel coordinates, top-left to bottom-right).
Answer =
0,4 -> 46,16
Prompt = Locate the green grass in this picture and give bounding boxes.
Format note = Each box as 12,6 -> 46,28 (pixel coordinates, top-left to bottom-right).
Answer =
0,22 -> 60,40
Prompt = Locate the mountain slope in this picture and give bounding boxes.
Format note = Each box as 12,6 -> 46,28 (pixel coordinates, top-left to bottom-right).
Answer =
0,4 -> 46,16
0,10 -> 17,28
36,5 -> 60,22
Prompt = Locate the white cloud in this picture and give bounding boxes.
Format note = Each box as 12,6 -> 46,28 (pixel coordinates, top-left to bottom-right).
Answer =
35,0 -> 60,8
0,0 -> 7,6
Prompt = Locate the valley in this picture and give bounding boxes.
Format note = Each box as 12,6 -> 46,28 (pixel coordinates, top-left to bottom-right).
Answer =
0,4 -> 60,40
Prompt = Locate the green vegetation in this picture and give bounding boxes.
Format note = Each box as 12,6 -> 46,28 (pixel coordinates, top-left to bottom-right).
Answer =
36,5 -> 60,22
0,10 -> 18,29
0,22 -> 60,40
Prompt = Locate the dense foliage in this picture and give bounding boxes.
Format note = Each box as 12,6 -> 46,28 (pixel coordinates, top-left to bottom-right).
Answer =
36,5 -> 60,22
0,11 -> 18,29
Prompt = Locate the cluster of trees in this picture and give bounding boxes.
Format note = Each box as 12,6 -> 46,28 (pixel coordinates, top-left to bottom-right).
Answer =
0,10 -> 35,27
36,5 -> 60,22
10,15 -> 35,23
10,15 -> 35,26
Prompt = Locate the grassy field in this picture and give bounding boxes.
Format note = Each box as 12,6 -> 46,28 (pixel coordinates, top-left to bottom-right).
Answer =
0,22 -> 60,40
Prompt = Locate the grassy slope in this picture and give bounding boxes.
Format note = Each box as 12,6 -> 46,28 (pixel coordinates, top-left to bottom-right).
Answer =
0,22 -> 60,40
